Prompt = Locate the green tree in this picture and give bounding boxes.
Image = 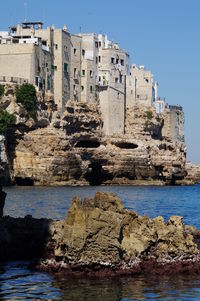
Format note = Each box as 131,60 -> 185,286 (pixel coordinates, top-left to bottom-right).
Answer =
16,84 -> 37,114
0,109 -> 15,134
0,85 -> 4,98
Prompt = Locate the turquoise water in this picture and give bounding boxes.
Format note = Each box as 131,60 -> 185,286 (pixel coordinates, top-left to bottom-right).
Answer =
1,184 -> 200,300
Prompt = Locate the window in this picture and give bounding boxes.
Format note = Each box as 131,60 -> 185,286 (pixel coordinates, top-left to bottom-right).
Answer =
73,85 -> 76,91
99,76 -> 101,82
145,78 -> 149,83
99,41 -> 101,47
115,77 -> 118,83
119,74 -> 123,83
96,57 -> 98,64
98,56 -> 101,63
116,58 -> 119,64
81,86 -> 84,91
90,70 -> 93,78
64,63 -> 68,72
55,44 -> 58,49
95,41 -> 98,48
90,86 -> 93,93
82,49 -> 85,57
111,57 -> 115,64
120,59 -> 124,66
82,69 -> 85,76
74,68 -> 77,78
74,48 -> 77,55
54,65 -> 57,71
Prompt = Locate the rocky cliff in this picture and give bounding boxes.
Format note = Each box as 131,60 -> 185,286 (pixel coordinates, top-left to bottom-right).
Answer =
184,163 -> 200,184
0,84 -> 186,186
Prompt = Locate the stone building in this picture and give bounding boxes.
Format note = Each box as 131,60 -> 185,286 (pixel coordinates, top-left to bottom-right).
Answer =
126,64 -> 155,107
0,25 -> 51,91
0,22 -> 71,111
0,22 -> 184,142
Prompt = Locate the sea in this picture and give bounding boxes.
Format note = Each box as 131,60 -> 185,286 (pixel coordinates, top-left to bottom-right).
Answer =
0,184 -> 200,301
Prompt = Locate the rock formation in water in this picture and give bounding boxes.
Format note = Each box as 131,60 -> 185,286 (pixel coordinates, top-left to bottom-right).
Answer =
184,163 -> 200,184
0,192 -> 200,276
0,84 -> 187,186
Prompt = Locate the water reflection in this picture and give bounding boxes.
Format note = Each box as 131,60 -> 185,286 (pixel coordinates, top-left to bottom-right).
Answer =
0,262 -> 61,300
54,275 -> 200,301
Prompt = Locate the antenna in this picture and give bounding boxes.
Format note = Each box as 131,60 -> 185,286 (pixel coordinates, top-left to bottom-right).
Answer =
24,0 -> 28,22
42,0 -> 46,26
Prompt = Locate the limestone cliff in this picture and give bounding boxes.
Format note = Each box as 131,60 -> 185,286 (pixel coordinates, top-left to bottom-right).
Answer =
0,84 -> 186,186
184,163 -> 200,184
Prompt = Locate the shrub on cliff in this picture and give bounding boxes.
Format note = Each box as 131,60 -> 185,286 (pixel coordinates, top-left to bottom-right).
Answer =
145,110 -> 153,120
0,109 -> 15,134
0,85 -> 4,98
16,84 -> 37,114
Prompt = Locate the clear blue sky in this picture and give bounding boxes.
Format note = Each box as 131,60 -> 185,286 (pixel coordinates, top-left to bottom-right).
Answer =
0,0 -> 199,163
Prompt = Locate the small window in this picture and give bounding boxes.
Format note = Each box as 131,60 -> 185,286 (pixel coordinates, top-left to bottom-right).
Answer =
99,76 -> 101,82
120,59 -> 124,66
115,77 -> 118,83
119,74 -> 123,83
116,58 -> 119,64
74,68 -> 77,78
96,57 -> 98,64
99,41 -> 101,47
55,44 -> 58,49
111,57 -> 115,64
64,63 -> 68,72
82,49 -> 85,56
73,85 -> 76,91
145,78 -> 149,83
90,70 -> 93,78
82,69 -> 85,76
95,41 -> 98,48
74,48 -> 77,55
98,56 -> 101,63
54,65 -> 57,71
81,85 -> 84,91
90,86 -> 93,93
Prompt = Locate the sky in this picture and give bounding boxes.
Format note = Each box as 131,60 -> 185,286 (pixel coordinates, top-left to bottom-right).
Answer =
0,0 -> 199,163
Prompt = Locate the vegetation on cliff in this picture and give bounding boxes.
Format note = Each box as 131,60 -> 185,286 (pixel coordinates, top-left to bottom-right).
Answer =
16,84 -> 37,115
0,85 -> 4,98
0,109 -> 15,134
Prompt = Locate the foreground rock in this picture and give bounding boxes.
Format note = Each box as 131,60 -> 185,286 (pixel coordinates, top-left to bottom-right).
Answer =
1,192 -> 200,276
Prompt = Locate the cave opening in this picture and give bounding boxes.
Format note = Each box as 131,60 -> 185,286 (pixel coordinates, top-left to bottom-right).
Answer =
85,162 -> 103,185
15,177 -> 34,186
115,142 -> 138,149
75,140 -> 100,148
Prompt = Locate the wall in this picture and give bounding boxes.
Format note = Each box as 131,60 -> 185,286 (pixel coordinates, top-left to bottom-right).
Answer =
169,106 -> 184,143
0,44 -> 35,83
